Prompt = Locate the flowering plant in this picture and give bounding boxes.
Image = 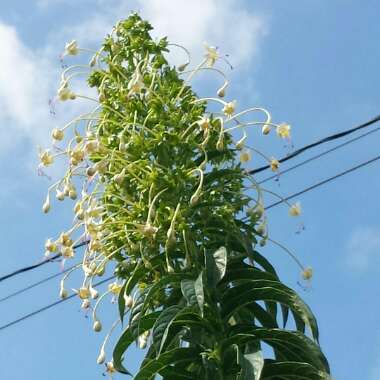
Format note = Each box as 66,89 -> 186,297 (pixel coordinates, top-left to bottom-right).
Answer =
41,13 -> 330,379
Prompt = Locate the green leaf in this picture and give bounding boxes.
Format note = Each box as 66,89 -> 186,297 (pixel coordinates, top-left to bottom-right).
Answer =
134,348 -> 200,380
118,280 -> 128,325
205,246 -> 227,287
221,280 -> 320,342
152,305 -> 182,355
113,312 -> 160,375
225,327 -> 329,373
181,272 -> 205,315
237,345 -> 264,380
261,360 -> 332,380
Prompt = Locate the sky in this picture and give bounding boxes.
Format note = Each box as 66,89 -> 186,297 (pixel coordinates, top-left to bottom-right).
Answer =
0,1 -> 379,379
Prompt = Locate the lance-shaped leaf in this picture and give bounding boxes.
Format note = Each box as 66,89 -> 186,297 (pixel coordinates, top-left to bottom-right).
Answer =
113,312 -> 160,374
134,348 -> 200,380
180,271 -> 205,315
205,246 -> 227,287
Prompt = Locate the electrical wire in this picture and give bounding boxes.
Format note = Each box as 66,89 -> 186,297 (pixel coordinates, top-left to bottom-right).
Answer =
249,114 -> 380,175
258,125 -> 380,184
0,275 -> 115,332
265,154 -> 380,210
0,240 -> 88,283
1,153 -> 380,331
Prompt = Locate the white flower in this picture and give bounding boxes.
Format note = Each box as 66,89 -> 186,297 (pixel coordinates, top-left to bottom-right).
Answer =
222,100 -> 236,116
39,149 -> 54,166
239,150 -> 251,163
289,201 -> 301,216
302,266 -> 313,280
124,294 -> 133,308
204,43 -> 219,66
45,238 -> 57,252
64,40 -> 79,56
61,246 -> 74,258
197,116 -> 211,132
276,123 -> 291,139
270,158 -> 280,172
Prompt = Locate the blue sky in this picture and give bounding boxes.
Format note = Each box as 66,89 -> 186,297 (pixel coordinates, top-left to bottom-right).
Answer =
0,1 -> 379,379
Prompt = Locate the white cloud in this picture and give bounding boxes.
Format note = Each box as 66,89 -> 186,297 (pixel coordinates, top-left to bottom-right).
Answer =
345,226 -> 380,272
136,0 -> 268,68
0,23 -> 52,149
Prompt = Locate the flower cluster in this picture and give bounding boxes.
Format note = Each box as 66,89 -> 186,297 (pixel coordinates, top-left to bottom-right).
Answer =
41,13 -> 310,372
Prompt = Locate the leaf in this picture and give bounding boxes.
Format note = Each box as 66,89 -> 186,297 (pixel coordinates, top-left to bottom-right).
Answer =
205,246 -> 227,287
152,305 -> 182,355
113,312 -> 160,375
226,327 -> 329,373
118,280 -> 128,325
221,280 -> 320,342
261,360 -> 332,380
194,272 -> 205,316
237,345 -> 264,380
134,348 -> 200,380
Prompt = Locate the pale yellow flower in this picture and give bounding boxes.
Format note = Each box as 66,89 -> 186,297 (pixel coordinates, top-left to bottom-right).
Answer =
51,128 -> 64,141
270,158 -> 280,172
302,266 -> 313,280
222,100 -> 236,116
64,40 -> 79,56
39,150 -> 54,166
240,150 -> 251,163
276,123 -> 291,139
204,43 -> 219,66
289,201 -> 301,216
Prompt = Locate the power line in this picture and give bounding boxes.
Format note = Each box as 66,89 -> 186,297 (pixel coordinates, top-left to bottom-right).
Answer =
258,125 -> 380,184
249,114 -> 380,175
1,115 -> 378,285
0,240 -> 88,283
0,265 -> 76,303
265,154 -> 380,210
0,275 -> 115,332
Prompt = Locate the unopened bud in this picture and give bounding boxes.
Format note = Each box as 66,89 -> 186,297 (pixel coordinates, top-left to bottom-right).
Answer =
93,320 -> 102,332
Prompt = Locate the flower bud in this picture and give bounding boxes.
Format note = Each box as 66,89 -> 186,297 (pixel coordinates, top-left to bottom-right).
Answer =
138,335 -> 147,349
60,288 -> 68,299
93,320 -> 102,332
69,190 -> 77,200
177,62 -> 189,72
235,131 -> 247,150
262,124 -> 271,135
97,349 -> 106,365
86,166 -> 96,177
51,128 -> 64,141
42,197 -> 51,214
217,82 -> 228,98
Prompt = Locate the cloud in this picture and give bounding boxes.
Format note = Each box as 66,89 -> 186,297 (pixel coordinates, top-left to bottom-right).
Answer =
0,23 -> 53,149
345,226 -> 380,272
136,0 -> 269,68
